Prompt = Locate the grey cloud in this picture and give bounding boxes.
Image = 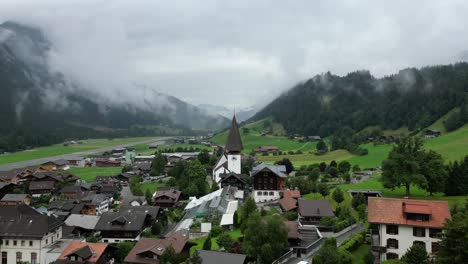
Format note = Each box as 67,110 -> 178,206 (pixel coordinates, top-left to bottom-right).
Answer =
1,0 -> 468,109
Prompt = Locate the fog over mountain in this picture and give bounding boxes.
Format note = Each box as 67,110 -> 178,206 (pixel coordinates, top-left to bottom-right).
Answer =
2,0 -> 468,110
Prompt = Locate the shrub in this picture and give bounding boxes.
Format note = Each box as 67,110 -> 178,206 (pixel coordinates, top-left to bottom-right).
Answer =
339,230 -> 366,252
210,225 -> 224,237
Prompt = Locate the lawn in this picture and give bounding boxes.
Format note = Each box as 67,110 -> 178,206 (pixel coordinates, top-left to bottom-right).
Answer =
140,182 -> 166,194
67,167 -> 123,182
189,229 -> 243,255
258,150 -> 353,167
349,244 -> 370,264
0,137 -> 156,165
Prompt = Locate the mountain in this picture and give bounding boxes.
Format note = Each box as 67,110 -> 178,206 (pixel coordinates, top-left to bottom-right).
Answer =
0,21 -> 228,151
197,104 -> 257,122
252,65 -> 468,138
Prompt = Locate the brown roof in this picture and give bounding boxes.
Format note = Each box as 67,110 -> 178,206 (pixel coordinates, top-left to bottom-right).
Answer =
298,199 -> 334,217
29,181 -> 55,191
153,188 -> 181,201
279,197 -> 298,212
58,241 -> 108,263
225,115 -> 243,153
124,231 -> 188,264
368,197 -> 451,228
283,190 -> 301,199
284,221 -> 301,239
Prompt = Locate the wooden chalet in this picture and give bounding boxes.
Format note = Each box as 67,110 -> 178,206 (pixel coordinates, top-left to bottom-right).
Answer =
219,172 -> 249,190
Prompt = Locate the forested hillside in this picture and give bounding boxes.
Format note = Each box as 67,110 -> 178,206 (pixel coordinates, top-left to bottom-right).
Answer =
253,64 -> 468,137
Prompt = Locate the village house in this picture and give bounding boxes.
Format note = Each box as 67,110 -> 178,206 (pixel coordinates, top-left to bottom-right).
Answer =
424,129 -> 442,138
219,172 -> 249,190
64,214 -> 101,238
368,197 -> 451,262
124,231 -> 190,264
95,210 -> 149,242
197,250 -> 247,264
54,241 -> 113,264
66,156 -> 85,167
0,204 -> 63,264
251,163 -> 288,202
0,182 -> 14,200
152,187 -> 182,208
253,145 -> 279,154
213,116 -> 243,183
95,159 -> 121,167
298,199 -> 335,224
0,193 -> 31,205
29,181 -> 55,196
40,159 -> 70,171
279,196 -> 298,212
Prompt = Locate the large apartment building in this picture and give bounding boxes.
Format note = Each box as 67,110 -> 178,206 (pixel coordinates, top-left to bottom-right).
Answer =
368,197 -> 451,262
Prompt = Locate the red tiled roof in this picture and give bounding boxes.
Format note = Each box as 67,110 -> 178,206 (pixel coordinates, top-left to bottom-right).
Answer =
283,190 -> 301,199
279,197 -> 298,212
58,241 -> 108,263
368,197 -> 451,228
284,221 -> 301,239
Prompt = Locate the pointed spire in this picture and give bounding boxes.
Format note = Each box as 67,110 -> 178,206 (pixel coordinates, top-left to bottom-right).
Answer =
225,115 -> 243,153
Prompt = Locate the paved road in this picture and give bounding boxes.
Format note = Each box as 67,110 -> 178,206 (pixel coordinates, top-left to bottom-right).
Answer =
0,137 -> 172,172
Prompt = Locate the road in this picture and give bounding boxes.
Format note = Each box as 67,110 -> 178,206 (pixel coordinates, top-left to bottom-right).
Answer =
0,137 -> 172,172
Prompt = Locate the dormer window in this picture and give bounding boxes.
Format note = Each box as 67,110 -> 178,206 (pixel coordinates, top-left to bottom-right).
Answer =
406,213 -> 430,221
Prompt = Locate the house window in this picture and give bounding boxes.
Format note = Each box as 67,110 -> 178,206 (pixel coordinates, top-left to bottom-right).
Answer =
413,241 -> 425,248
263,191 -> 268,195
257,192 -> 262,196
16,252 -> 22,264
431,242 -> 440,254
386,253 -> 398,260
31,253 -> 37,264
413,227 -> 426,237
387,238 -> 399,249
4,240 -> 8,246
429,228 -> 442,238
269,191 -> 274,196
2,252 -> 7,264
29,241 -> 33,247
20,241 -> 25,247
386,225 -> 399,235
13,241 -> 17,246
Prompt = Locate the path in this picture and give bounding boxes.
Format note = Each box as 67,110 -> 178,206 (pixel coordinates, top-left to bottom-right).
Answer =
0,137 -> 172,172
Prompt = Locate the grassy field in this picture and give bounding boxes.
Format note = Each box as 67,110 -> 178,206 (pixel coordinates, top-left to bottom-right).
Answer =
67,167 -> 123,182
258,150 -> 353,167
0,137 -> 156,165
157,143 -> 212,152
140,182 -> 166,194
189,229 -> 242,255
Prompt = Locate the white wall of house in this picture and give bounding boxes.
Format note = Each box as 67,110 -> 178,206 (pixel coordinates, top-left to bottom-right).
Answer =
227,154 -> 241,175
0,226 -> 62,264
212,155 -> 228,183
378,224 -> 441,261
252,190 -> 281,203
101,233 -> 141,243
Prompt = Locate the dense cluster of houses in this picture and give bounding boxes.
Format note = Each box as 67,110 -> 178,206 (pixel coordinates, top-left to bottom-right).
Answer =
0,116 -> 453,264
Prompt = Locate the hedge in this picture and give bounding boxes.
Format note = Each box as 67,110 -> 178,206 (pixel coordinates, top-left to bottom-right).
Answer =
339,230 -> 367,252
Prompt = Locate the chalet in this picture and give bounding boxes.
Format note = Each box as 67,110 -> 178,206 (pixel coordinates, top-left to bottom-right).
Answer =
134,155 -> 155,163
250,163 -> 288,202
0,194 -> 31,205
124,231 -> 190,264
153,187 -> 182,208
148,142 -> 159,149
116,172 -> 138,182
133,162 -> 152,173
99,183 -> 120,196
197,250 -> 247,264
253,145 -> 279,154
64,214 -> 101,237
54,241 -> 112,264
41,159 -> 70,171
66,156 -> 85,167
79,193 -> 111,215
347,189 -> 382,200
284,221 -> 323,257
95,159 -> 121,167
29,180 -> 55,196
0,204 -> 63,264
298,199 -> 334,224
0,168 -> 34,184
424,129 -> 441,138
123,196 -> 147,207
307,136 -> 322,141
120,206 -> 160,225
111,147 -> 127,155
95,210 -> 148,242
59,185 -> 88,199
368,197 -> 451,262
219,172 -> 248,190
213,115 -> 243,183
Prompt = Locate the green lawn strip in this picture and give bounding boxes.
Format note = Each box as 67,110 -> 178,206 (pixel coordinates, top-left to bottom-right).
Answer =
258,149 -> 353,167
140,182 -> 166,194
67,167 -> 123,182
189,228 -> 242,255
349,244 -> 370,264
0,137 -> 156,165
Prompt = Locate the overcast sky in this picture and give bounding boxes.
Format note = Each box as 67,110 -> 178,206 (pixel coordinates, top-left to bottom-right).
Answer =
1,0 -> 468,109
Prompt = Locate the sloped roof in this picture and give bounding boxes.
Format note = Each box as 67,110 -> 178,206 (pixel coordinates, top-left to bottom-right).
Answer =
283,190 -> 301,199
65,214 -> 100,230
120,205 -> 160,219
1,193 -> 29,202
29,181 -> 55,191
58,241 -> 108,263
198,250 -> 247,264
279,197 -> 298,212
225,115 -> 243,153
251,163 -> 287,178
368,197 -> 451,228
95,210 -> 146,232
284,221 -> 301,239
153,188 -> 181,201
298,199 -> 334,217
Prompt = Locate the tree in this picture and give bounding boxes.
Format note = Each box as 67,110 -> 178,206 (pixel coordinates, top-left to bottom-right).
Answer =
330,160 -> 338,168
276,158 -> 294,174
352,164 -> 361,172
197,149 -> 211,164
240,197 -> 257,232
151,153 -> 167,176
210,181 -> 220,192
437,202 -> 468,263
188,251 -> 203,264
113,242 -> 135,263
351,193 -> 366,209
308,167 -> 321,181
332,187 -> 344,204
316,140 -> 328,153
203,234 -> 212,250
160,246 -> 183,264
145,189 -> 152,205
151,222 -> 163,236
243,213 -> 288,264
233,210 -> 240,228
313,238 -> 352,264
241,156 -> 256,174
445,156 -> 468,196
318,183 -> 330,197
217,232 -> 235,251
329,167 -> 339,178
418,150 -> 447,195
382,137 -> 427,196
400,244 -> 429,264
338,161 -> 351,175
319,162 -> 327,172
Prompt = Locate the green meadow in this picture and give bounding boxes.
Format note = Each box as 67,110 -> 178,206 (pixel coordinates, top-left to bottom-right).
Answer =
67,166 -> 123,182
0,137 -> 156,165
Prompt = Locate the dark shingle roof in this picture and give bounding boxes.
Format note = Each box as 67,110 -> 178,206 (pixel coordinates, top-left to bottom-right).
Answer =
1,194 -> 29,202
225,115 -> 243,153
120,205 -> 160,219
95,211 -> 146,232
29,181 -> 55,191
298,199 -> 334,218
198,250 -> 247,264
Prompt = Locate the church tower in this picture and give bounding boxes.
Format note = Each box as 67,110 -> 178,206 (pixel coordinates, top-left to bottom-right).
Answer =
225,115 -> 243,174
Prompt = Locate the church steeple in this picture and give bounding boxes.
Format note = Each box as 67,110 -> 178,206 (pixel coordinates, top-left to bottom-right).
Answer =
225,115 -> 243,154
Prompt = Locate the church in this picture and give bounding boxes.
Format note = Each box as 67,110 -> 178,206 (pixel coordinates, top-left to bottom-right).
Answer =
212,115 -> 243,183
